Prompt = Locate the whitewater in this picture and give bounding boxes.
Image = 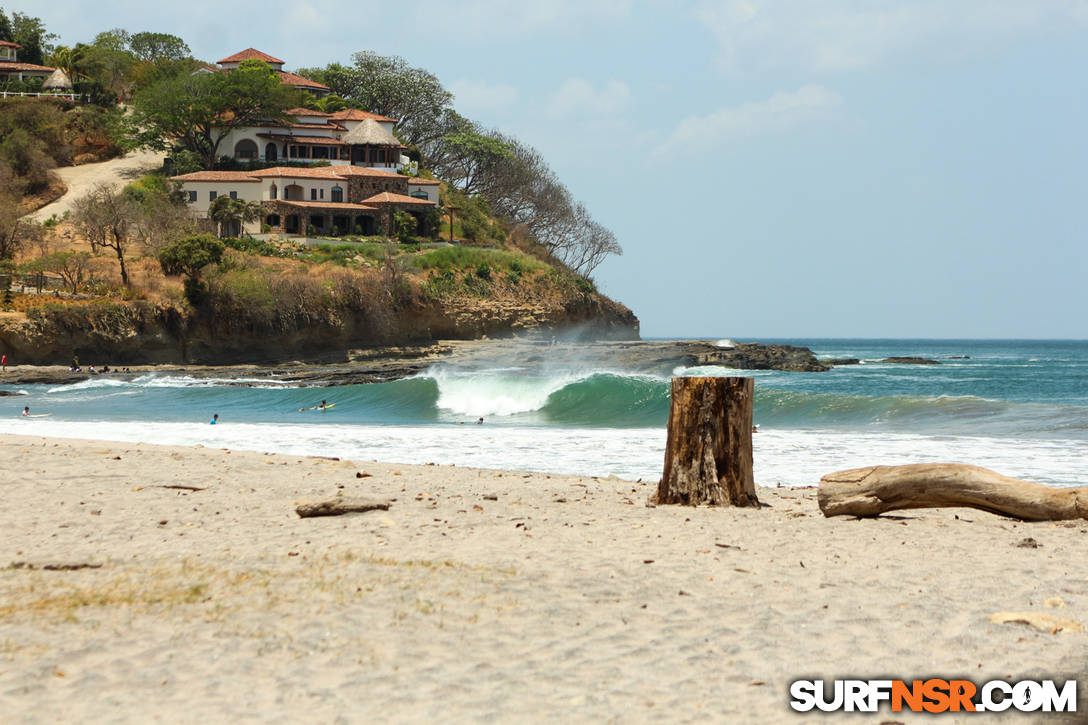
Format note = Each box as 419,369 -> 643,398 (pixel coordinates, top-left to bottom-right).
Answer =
3,339 -> 1086,487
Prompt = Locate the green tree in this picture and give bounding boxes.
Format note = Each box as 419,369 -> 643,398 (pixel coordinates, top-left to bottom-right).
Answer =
130,59 -> 297,169
128,32 -> 189,63
9,12 -> 56,67
208,196 -> 261,238
158,234 -> 224,280
0,10 -> 13,42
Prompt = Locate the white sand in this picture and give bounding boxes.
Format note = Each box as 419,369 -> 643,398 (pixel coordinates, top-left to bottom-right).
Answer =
0,435 -> 1085,723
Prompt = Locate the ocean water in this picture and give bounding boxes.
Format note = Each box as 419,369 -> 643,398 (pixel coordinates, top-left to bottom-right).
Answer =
2,339 -> 1086,487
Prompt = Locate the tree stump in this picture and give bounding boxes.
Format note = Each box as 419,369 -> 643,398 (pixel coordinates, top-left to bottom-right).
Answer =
655,376 -> 759,507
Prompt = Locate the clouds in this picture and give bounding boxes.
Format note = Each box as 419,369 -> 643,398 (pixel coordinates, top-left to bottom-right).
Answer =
449,79 -> 521,115
661,84 -> 843,153
694,0 -> 1088,74
547,78 -> 632,119
406,0 -> 634,43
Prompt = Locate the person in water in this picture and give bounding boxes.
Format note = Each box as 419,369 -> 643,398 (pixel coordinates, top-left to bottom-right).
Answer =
319,400 -> 328,409
210,413 -> 219,425
21,406 -> 29,417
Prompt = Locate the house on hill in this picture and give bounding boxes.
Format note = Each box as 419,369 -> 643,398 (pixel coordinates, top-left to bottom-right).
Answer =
216,107 -> 408,170
214,48 -> 330,96
174,166 -> 439,237
0,40 -> 56,83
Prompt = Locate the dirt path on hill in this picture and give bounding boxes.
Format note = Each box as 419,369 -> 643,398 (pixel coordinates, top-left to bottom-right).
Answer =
25,149 -> 163,222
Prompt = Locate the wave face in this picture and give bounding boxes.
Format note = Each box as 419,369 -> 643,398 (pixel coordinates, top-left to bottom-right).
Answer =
5,339 -> 1088,485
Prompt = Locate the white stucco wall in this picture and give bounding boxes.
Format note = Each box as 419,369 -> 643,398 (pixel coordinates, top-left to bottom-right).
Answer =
406,181 -> 440,204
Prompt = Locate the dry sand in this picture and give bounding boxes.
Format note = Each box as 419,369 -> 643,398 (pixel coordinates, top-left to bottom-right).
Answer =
0,435 -> 1085,723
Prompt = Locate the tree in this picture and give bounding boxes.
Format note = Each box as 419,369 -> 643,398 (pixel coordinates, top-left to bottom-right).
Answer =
43,251 -> 92,293
9,12 -> 56,67
129,60 -> 297,168
158,234 -> 224,279
208,196 -> 261,238
128,32 -> 189,63
72,183 -> 136,286
298,52 -> 453,148
0,10 -> 12,43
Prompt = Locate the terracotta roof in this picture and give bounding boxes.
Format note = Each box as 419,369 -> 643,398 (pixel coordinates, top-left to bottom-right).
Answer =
408,178 -> 441,185
278,70 -> 329,90
328,109 -> 398,124
287,108 -> 330,117
0,40 -> 20,49
217,48 -> 285,65
275,200 -> 378,212
0,61 -> 55,73
361,192 -> 436,206
329,166 -> 402,178
257,134 -> 345,146
173,171 -> 260,182
249,167 -> 347,180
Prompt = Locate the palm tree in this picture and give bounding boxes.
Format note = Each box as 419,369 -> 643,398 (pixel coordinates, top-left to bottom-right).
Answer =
208,197 -> 262,238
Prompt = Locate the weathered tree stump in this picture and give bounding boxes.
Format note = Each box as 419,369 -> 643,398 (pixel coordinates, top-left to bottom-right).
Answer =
654,376 -> 759,507
819,463 -> 1088,520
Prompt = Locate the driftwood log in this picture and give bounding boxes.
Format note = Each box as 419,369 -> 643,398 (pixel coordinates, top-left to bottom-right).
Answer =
655,376 -> 758,507
819,463 -> 1088,521
295,498 -> 391,518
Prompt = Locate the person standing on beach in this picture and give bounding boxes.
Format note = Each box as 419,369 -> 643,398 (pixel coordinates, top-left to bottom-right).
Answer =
1,353 -> 7,372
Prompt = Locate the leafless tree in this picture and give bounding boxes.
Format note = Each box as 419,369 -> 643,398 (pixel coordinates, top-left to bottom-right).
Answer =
72,183 -> 136,286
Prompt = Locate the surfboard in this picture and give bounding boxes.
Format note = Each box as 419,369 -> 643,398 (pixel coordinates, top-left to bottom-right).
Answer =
299,404 -> 336,411
23,414 -> 51,418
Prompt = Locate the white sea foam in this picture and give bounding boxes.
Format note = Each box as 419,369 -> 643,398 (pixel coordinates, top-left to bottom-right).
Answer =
3,418 -> 1084,488
426,368 -> 592,417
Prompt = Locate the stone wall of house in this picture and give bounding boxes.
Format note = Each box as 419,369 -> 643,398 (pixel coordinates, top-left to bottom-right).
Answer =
345,175 -> 409,204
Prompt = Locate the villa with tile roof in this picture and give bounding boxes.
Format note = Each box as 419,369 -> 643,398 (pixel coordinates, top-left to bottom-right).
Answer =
0,40 -> 56,83
214,48 -> 330,96
174,165 -> 439,237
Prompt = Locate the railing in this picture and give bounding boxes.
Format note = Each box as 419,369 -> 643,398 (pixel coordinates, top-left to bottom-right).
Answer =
0,91 -> 77,100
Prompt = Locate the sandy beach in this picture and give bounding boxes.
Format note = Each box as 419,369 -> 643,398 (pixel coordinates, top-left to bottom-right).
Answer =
0,435 -> 1085,723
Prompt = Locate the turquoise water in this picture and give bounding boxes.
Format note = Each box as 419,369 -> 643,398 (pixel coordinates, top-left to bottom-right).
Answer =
3,339 -> 1086,485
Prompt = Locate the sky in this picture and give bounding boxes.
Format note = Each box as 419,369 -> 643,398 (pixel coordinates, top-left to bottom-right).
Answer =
10,0 -> 1088,339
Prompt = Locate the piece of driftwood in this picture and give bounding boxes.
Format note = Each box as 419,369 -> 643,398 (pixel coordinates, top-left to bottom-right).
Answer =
295,497 -> 391,518
655,376 -> 759,507
818,463 -> 1088,521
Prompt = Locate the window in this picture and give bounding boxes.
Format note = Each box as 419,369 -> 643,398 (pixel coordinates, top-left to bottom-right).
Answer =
265,214 -> 280,227
234,139 -> 258,159
310,188 -> 317,201
209,191 -> 217,201
331,186 -> 343,203
188,190 -> 197,202
270,184 -> 277,200
229,191 -> 238,200
319,189 -> 324,199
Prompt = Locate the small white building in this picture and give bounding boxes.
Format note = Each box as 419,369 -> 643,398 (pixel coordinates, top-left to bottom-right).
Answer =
0,40 -> 55,83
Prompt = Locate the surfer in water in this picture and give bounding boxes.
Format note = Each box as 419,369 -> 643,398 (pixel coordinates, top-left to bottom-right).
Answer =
210,413 -> 218,425
21,406 -> 29,417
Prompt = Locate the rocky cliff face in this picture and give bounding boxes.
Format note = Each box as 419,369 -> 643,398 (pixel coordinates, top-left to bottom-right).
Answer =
0,294 -> 640,366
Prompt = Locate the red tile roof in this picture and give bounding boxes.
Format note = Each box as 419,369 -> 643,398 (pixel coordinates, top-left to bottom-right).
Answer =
328,109 -> 398,123
408,178 -> 441,185
249,167 -> 347,179
329,166 -> 402,178
0,40 -> 20,49
173,171 -> 260,182
278,70 -> 329,90
256,134 -> 346,146
217,48 -> 285,65
287,108 -> 330,117
0,61 -> 55,73
276,200 -> 379,212
361,191 -> 436,206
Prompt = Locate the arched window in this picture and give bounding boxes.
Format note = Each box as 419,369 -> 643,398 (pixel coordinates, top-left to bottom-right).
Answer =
270,184 -> 277,200
234,139 -> 258,159
265,214 -> 281,227
331,186 -> 343,203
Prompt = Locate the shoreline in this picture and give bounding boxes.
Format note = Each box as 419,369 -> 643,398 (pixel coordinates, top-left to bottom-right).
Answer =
0,338 -> 830,387
1,434 -> 1085,722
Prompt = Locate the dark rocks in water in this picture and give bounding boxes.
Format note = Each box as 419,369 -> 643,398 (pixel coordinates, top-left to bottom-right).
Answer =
704,343 -> 830,372
826,358 -> 861,366
0,389 -> 24,396
946,355 -> 971,360
882,357 -> 941,365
